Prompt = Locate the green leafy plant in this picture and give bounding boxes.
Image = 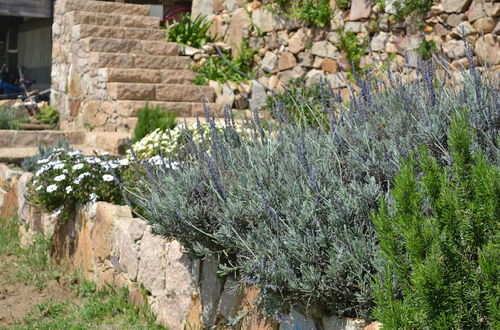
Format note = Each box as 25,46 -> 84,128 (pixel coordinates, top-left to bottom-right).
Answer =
0,106 -> 21,129
132,104 -> 178,143
295,0 -> 333,28
372,111 -> 500,329
338,31 -> 367,73
265,0 -> 333,27
35,105 -> 59,127
417,40 -> 437,60
335,0 -> 351,10
166,14 -> 214,48
194,41 -> 256,85
393,0 -> 433,21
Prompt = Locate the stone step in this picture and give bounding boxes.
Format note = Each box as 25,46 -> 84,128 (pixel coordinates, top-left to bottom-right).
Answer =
66,11 -> 160,29
61,0 -> 150,16
100,68 -> 196,85
114,100 -> 213,118
0,130 -> 86,148
0,146 -> 116,165
90,52 -> 191,70
84,38 -> 178,56
0,130 -> 129,154
107,83 -> 216,102
74,25 -> 167,41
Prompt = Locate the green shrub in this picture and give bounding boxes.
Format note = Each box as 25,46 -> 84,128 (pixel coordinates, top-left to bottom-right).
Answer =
166,14 -> 214,48
372,111 -> 499,329
416,40 -> 437,60
0,106 -> 20,129
194,41 -> 256,85
335,0 -> 351,10
27,148 -> 129,219
35,105 -> 59,127
265,0 -> 333,27
393,0 -> 433,21
124,65 -> 499,321
338,31 -> 367,72
132,105 -> 178,143
295,0 -> 333,28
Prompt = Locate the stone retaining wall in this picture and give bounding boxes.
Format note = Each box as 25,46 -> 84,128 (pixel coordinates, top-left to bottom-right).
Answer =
0,164 -> 381,330
189,0 -> 499,109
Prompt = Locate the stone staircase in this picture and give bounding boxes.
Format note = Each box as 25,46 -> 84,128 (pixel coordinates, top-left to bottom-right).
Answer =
52,0 -> 217,133
0,130 -> 129,165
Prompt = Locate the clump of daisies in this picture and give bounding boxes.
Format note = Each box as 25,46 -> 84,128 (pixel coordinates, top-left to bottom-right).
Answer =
27,148 -> 130,219
128,120 -> 247,159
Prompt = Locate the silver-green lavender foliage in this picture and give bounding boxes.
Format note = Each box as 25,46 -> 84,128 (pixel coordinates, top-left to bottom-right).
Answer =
125,61 -> 499,320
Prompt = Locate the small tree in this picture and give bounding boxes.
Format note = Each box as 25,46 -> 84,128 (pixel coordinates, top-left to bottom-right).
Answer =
372,111 -> 499,329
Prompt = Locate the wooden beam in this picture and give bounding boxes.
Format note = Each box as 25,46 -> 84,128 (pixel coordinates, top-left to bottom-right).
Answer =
0,0 -> 52,18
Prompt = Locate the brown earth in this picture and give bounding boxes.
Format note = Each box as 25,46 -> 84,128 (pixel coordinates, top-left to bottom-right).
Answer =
0,254 -> 76,327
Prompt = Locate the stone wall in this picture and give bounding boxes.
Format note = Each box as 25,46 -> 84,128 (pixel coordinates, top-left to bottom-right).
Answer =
0,164 -> 381,330
190,0 -> 499,109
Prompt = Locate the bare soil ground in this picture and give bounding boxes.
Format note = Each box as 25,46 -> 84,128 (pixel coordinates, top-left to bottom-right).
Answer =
0,254 -> 76,327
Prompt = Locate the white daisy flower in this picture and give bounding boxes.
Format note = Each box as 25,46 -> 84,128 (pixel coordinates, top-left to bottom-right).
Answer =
53,163 -> 65,170
72,163 -> 84,170
46,184 -> 57,193
118,159 -> 129,166
36,158 -> 50,164
68,150 -> 83,157
51,207 -> 63,218
54,174 -> 66,182
66,186 -> 73,193
102,174 -> 114,182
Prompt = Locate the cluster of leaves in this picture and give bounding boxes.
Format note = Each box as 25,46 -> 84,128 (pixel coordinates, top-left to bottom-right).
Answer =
338,31 -> 367,73
26,148 -> 129,219
416,40 -> 437,61
373,112 -> 499,329
194,41 -> 256,85
335,0 -> 351,10
165,14 -> 214,48
264,0 -> 332,28
35,105 -> 59,127
392,0 -> 434,21
123,58 -> 499,321
295,0 -> 333,28
132,104 -> 178,143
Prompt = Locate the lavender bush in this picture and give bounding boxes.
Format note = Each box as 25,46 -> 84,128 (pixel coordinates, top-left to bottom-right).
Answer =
124,59 -> 499,321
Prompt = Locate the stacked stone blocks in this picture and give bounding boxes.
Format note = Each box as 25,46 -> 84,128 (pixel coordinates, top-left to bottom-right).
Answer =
51,0 -> 216,132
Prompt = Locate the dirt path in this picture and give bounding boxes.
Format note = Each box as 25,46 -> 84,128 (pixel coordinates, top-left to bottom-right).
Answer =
0,253 -> 77,327
0,216 -> 164,329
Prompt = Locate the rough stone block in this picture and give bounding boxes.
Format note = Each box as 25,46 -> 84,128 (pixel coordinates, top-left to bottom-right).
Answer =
141,41 -> 179,56
105,68 -> 161,83
107,82 -> 156,100
155,85 -> 215,102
